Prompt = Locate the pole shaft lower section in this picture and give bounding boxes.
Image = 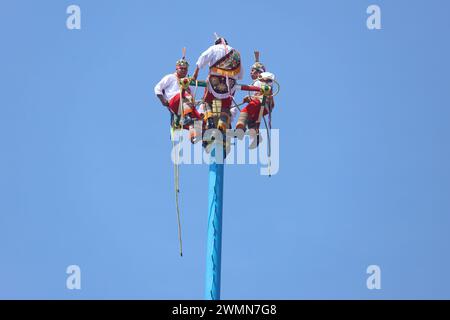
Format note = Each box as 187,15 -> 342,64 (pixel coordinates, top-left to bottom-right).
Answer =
205,152 -> 224,300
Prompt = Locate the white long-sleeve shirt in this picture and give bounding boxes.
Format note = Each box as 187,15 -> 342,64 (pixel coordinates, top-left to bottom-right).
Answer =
154,73 -> 180,101
230,72 -> 276,123
196,44 -> 244,99
252,72 -> 276,95
196,44 -> 244,80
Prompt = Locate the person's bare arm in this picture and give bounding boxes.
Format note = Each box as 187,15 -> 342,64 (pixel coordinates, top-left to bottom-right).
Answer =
157,94 -> 169,107
192,66 -> 200,81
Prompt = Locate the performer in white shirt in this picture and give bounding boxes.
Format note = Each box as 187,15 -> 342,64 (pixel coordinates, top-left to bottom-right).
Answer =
192,37 -> 243,131
154,56 -> 202,142
236,51 -> 276,131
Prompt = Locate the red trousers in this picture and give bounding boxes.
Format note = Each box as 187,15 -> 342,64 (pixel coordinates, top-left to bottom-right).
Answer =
241,98 -> 273,123
168,91 -> 201,119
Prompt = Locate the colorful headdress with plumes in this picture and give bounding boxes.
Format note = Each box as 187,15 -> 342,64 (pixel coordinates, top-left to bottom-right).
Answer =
176,47 -> 189,68
251,50 -> 266,73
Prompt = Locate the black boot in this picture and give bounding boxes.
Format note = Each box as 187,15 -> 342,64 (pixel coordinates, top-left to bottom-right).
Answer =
202,135 -> 216,149
207,117 -> 215,129
181,114 -> 194,127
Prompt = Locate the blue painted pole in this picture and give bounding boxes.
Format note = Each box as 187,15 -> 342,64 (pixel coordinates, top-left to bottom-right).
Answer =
205,147 -> 224,300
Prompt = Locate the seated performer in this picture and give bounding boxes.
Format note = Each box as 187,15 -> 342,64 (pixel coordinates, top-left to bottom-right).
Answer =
236,51 -> 275,131
154,53 -> 202,132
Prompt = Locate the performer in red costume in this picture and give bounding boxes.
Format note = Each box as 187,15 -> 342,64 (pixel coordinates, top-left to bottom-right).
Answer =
192,36 -> 243,132
236,51 -> 275,131
154,54 -> 201,130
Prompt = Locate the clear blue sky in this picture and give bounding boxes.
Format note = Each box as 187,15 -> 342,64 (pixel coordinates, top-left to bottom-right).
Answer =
1,0 -> 450,299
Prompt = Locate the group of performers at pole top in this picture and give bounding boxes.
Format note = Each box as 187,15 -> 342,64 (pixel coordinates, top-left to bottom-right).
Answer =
154,35 -> 276,151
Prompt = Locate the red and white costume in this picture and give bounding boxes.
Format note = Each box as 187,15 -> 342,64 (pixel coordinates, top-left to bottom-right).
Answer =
237,72 -> 276,129
196,44 -> 243,111
154,73 -> 201,121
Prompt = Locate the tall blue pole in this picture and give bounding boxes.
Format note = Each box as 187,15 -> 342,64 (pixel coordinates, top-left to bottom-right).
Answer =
205,147 -> 224,300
